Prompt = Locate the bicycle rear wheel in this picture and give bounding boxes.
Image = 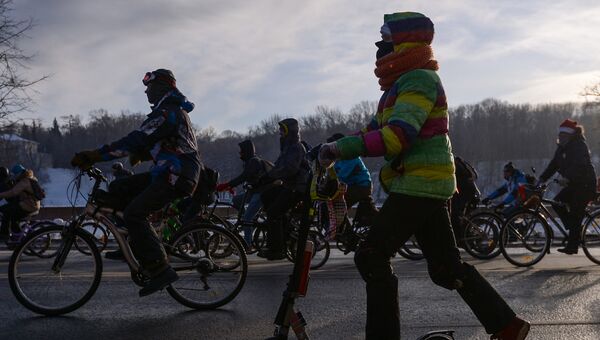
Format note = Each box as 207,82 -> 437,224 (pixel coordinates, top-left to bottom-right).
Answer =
582,211 -> 600,265
463,212 -> 502,259
8,225 -> 102,315
75,221 -> 109,254
397,235 -> 424,260
500,211 -> 551,267
166,223 -> 247,309
286,230 -> 331,269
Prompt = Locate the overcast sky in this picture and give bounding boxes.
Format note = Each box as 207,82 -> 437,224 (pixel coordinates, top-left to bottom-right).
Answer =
13,0 -> 600,132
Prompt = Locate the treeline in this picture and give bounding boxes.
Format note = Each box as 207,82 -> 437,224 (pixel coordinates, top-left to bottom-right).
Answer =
4,99 -> 600,188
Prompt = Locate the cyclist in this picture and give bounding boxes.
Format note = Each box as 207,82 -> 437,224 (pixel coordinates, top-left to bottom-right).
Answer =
451,156 -> 481,247
0,165 -> 42,247
112,162 -> 133,180
538,119 -> 597,254
327,133 -> 378,226
70,68 -> 201,297
216,139 -> 273,246
318,12 -> 528,339
0,166 -> 15,240
481,162 -> 528,218
257,118 -> 310,260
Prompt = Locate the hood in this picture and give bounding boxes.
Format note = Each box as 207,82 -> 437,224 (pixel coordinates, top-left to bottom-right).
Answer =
154,89 -> 195,113
278,118 -> 300,146
383,12 -> 434,52
238,139 -> 256,161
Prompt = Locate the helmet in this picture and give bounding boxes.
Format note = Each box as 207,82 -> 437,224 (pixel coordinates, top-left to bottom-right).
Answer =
112,162 -> 124,171
0,166 -> 8,179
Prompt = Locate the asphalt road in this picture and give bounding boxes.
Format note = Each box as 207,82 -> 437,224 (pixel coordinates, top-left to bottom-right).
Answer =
1,246 -> 600,340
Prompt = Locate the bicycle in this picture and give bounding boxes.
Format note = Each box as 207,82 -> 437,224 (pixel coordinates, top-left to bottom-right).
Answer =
499,183 -> 600,266
8,167 -> 248,316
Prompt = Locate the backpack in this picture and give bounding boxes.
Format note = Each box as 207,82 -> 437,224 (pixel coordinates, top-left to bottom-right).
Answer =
29,178 -> 46,201
454,156 -> 480,198
192,166 -> 219,205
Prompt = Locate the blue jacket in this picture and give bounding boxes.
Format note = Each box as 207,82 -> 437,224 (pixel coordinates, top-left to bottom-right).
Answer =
98,89 -> 201,184
486,169 -> 528,206
334,157 -> 371,187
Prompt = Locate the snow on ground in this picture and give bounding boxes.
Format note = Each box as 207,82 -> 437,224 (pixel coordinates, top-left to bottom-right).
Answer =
39,168 -> 101,207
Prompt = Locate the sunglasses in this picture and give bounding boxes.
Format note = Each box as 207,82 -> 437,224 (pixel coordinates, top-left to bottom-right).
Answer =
142,72 -> 156,86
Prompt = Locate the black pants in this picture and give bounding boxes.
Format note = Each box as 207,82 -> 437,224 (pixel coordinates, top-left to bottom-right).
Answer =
110,172 -> 196,274
450,192 -> 473,242
345,185 -> 378,225
261,186 -> 302,253
0,202 -> 30,235
354,193 -> 515,339
553,186 -> 595,248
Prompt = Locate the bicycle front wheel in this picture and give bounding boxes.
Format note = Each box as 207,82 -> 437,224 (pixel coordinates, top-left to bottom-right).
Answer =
397,236 -> 424,261
8,225 -> 103,315
500,211 -> 551,267
166,223 -> 247,309
582,211 -> 600,265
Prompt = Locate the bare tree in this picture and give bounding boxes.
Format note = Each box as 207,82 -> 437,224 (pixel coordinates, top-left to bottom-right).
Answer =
0,0 -> 46,128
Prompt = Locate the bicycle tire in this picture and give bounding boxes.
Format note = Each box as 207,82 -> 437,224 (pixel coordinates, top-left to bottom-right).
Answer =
75,221 -> 109,255
499,211 -> 551,267
166,222 -> 247,309
22,221 -> 60,258
397,236 -> 424,261
286,230 -> 331,270
582,210 -> 600,265
462,212 -> 502,260
8,225 -> 103,316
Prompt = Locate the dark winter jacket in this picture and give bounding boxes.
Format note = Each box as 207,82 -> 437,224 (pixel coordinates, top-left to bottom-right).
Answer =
540,135 -> 596,191
97,89 -> 201,185
228,140 -> 272,189
264,118 -> 310,192
113,168 -> 133,180
454,156 -> 480,199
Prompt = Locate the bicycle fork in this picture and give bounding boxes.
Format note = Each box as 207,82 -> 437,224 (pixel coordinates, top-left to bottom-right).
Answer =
52,224 -> 78,273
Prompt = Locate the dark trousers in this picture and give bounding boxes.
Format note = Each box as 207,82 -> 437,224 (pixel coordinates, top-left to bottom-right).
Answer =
0,202 -> 29,235
553,186 -> 595,248
261,186 -> 301,253
110,172 -> 195,274
345,185 -> 378,225
354,193 -> 515,339
450,192 -> 473,242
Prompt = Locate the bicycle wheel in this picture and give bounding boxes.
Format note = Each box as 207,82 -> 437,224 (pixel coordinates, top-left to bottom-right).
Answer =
463,212 -> 502,259
500,211 -> 551,267
22,221 -> 59,258
286,230 -> 331,270
397,236 -> 424,260
582,211 -> 600,265
166,223 -> 247,309
252,225 -> 268,251
8,225 -> 103,315
75,221 -> 109,255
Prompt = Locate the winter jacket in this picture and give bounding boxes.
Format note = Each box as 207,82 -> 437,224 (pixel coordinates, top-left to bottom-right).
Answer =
335,13 -> 454,200
485,169 -> 528,206
0,174 -> 41,213
228,140 -> 272,189
97,89 -> 201,185
264,118 -> 310,192
540,136 -> 596,192
113,168 -> 133,180
334,158 -> 372,188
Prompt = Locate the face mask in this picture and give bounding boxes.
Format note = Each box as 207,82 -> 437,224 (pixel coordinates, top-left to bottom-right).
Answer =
375,40 -> 394,60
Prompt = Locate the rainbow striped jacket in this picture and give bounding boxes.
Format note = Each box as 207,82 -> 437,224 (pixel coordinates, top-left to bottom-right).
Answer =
336,69 -> 456,200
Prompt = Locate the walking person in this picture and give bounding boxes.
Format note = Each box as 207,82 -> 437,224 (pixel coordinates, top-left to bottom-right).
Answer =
318,12 -> 529,340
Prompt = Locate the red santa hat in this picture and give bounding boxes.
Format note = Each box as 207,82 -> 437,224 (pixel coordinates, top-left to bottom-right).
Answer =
559,119 -> 578,134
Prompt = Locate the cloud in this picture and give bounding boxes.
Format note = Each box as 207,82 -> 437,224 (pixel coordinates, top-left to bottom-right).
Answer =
13,0 -> 600,132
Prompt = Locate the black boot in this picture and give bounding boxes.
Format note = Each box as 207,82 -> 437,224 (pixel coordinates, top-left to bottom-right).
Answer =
139,266 -> 179,297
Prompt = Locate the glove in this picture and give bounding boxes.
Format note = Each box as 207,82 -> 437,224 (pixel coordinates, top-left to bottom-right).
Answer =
129,150 -> 152,167
71,150 -> 102,169
481,198 -> 491,205
318,142 -> 340,168
216,182 -> 232,192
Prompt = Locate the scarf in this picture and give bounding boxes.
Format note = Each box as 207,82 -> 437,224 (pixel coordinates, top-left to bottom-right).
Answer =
374,45 -> 439,90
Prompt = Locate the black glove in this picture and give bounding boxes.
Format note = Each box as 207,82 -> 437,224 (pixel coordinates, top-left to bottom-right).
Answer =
71,150 -> 102,169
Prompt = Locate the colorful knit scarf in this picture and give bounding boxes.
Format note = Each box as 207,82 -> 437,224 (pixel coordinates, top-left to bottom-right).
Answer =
374,45 -> 438,90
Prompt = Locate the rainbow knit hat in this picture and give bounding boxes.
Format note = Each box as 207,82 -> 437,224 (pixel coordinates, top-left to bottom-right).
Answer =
383,12 -> 435,48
